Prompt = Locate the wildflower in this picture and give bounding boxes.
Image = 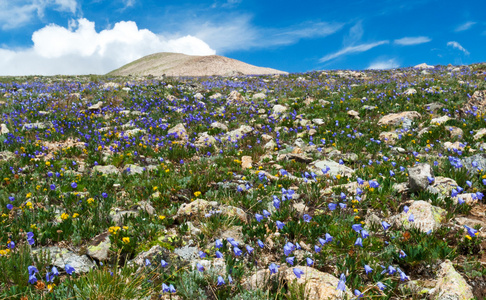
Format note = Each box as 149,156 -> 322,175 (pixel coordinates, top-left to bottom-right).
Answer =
293,268 -> 304,278
228,275 -> 233,284
398,268 -> 410,281
257,240 -> 264,248
269,263 -> 279,274
369,180 -> 379,188
6,204 -> 13,210
399,250 -> 407,258
328,203 -> 337,211
158,215 -> 165,220
262,210 -> 271,218
318,237 -> 326,245
464,225 -> 478,238
403,205 -> 409,213
87,198 -> 94,204
217,276 -> 225,286
28,274 -> 38,284
458,197 -> 465,205
71,182 -> 77,189
360,229 -> 369,239
354,289 -> 364,299
160,260 -> 168,268
102,192 -> 108,198
303,214 -> 312,222
389,170 -> 395,177
162,283 -> 169,292
408,214 -> 415,222
246,245 -> 254,254
286,256 -> 295,265
276,220 -> 285,230
233,246 -> 242,256
381,221 -> 391,231
355,237 -> 363,247
65,264 -> 75,275
387,265 -> 396,275
377,282 -> 386,290
227,238 -> 239,247
466,180 -> 472,187
145,259 -> 151,266
169,284 -> 176,293
255,213 -> 263,222
194,191 -> 201,197
283,242 -> 294,256
196,263 -> 204,272
215,251 -> 223,258
337,273 -> 346,291
364,264 -> 373,274
28,266 -> 39,275
339,203 -> 346,209
198,251 -> 206,258
7,241 -> 15,249
314,245 -> 321,253
122,237 -> 130,244
72,213 -> 79,218
352,224 -> 363,232
306,257 -> 314,266
273,199 -> 280,210
50,184 -> 56,190
325,233 -> 333,243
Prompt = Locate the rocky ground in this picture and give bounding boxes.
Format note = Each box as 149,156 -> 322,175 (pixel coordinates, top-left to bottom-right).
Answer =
0,63 -> 486,299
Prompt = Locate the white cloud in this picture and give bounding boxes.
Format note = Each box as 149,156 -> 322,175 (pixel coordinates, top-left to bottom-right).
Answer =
122,0 -> 135,8
181,15 -> 343,53
447,41 -> 469,55
367,58 -> 399,70
0,18 -> 215,75
0,0 -> 77,29
319,40 -> 389,63
455,21 -> 476,32
393,36 -> 431,46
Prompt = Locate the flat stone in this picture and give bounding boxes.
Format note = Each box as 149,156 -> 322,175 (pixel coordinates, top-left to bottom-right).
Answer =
473,128 -> 486,140
430,115 -> 450,125
88,101 -> 103,111
93,165 -> 120,176
426,177 -> 458,197
379,132 -> 399,144
445,126 -> 463,138
272,104 -> 288,114
210,121 -> 228,131
429,260 -> 474,300
403,88 -> 417,95
0,151 -> 15,161
378,111 -> 421,126
34,246 -> 95,273
123,164 -> 145,174
0,123 -> 8,134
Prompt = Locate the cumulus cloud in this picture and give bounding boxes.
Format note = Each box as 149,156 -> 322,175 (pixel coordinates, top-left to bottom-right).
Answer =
367,58 -> 399,70
447,41 -> 469,55
0,0 -> 77,29
455,21 -> 476,32
393,36 -> 431,46
319,40 -> 389,63
0,18 -> 215,75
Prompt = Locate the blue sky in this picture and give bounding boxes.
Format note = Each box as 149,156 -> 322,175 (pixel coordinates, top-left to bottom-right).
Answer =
0,0 -> 484,75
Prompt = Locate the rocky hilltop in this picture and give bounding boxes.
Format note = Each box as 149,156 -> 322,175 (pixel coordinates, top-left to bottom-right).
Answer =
108,52 -> 288,77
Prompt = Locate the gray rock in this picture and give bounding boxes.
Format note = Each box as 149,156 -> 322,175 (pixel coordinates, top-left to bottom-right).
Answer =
34,246 -> 95,273
0,123 -> 8,134
272,104 -> 288,114
308,159 -> 355,177
167,123 -> 188,141
461,154 -> 486,174
88,101 -> 103,111
408,163 -> 434,192
0,151 -> 15,161
123,164 -> 145,175
429,260 -> 474,300
252,92 -> 266,100
210,121 -> 228,131
312,118 -> 325,125
87,232 -> 112,261
391,200 -> 445,233
174,245 -> 198,261
93,165 -> 120,176
22,121 -> 53,130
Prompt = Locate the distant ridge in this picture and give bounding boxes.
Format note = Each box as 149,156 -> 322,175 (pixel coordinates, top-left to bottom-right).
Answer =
107,52 -> 288,77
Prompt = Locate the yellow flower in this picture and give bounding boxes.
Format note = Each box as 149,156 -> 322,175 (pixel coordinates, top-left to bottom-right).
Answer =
45,161 -> 51,166
123,226 -> 128,230
159,215 -> 166,220
165,169 -> 170,173
72,213 -> 79,218
61,213 -> 69,220
122,237 -> 130,244
109,226 -> 121,234
31,224 -> 37,229
194,191 -> 201,197
87,198 -> 94,204
153,186 -> 158,191
26,201 -> 33,208
47,283 -> 55,292
26,193 -> 32,198
465,235 -> 472,240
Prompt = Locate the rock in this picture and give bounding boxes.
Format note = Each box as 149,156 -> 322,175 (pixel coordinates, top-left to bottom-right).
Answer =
136,200 -> 156,215
312,118 -> 325,125
445,126 -> 463,138
88,101 -> 103,111
403,88 -> 417,95
194,93 -> 204,100
174,244 -> 199,262
227,90 -> 245,104
87,232 -> 112,261
241,156 -> 253,169
294,138 -> 305,148
195,132 -> 217,147
391,200 -> 445,233
426,177 -> 458,197
93,165 -> 120,176
425,102 -> 444,114
282,266 -> 353,299
34,246 -> 95,273
319,99 -> 330,106
280,153 -> 313,163
264,140 -> 277,150
220,206 -> 248,223
0,124 -> 8,134
414,63 -> 434,69
378,111 -> 421,126
123,164 -> 145,175
110,209 -> 139,226
473,128 -> 486,140
242,268 -> 279,290
176,199 -> 215,219
261,134 -> 273,142
408,163 -> 434,192
321,181 -> 369,196
362,105 -> 377,110
308,159 -> 355,177
462,154 -> 486,174
167,123 -> 188,141
461,90 -> 486,116
210,121 -> 228,131
347,110 -> 360,119
252,92 -> 266,100
225,125 -> 253,142
430,115 -> 451,125
379,132 -> 399,145
365,213 -> 382,229
132,245 -> 168,266
209,93 -> 222,100
220,226 -> 244,245
191,258 -> 227,275
392,182 -> 409,193
454,217 -> 486,230
429,260 -> 474,300
452,193 -> 480,205
443,141 -> 465,152
0,151 -> 15,161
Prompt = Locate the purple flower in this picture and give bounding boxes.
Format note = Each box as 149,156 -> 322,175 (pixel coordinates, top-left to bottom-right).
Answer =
364,264 -> 373,274
293,268 -> 304,278
328,203 -> 337,211
50,184 -> 56,190
228,275 -> 233,284
369,180 -> 379,188
399,250 -> 407,258
196,263 -> 205,272
65,264 -> 75,275
303,214 -> 312,222
403,205 -> 409,213
318,237 -> 326,245
227,237 -> 239,247
360,229 -> 369,239
102,192 -> 108,198
257,240 -> 265,248
306,257 -> 314,266
246,245 -> 254,254
217,275 -> 225,286
466,180 -> 472,187
6,204 -> 13,210
314,245 -> 321,253
381,221 -> 391,231
355,237 -> 363,247
198,251 -> 206,258
387,265 -> 396,275
325,233 -> 333,243
169,284 -> 176,293
215,250 -> 223,258
262,210 -> 271,218
464,225 -> 478,238
389,170 -> 395,177
269,263 -> 279,274
352,224 -> 363,232
354,289 -> 364,298
28,266 -> 38,275
145,258 -> 151,266
28,274 -> 37,284
408,214 -> 415,222
283,243 -> 294,256
160,260 -> 168,268
357,177 -> 364,185
7,241 -> 15,249
399,269 -> 410,281
233,246 -> 242,256
276,220 -> 285,230
377,282 -> 386,290
215,239 -> 223,249
458,197 -> 465,205
71,182 -> 77,189
162,283 -> 169,292
286,256 -> 295,265
255,214 -> 263,222
336,273 -> 346,291
427,176 -> 434,184
273,199 -> 280,210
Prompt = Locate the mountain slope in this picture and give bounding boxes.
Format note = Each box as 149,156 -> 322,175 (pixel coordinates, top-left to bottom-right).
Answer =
107,52 -> 288,77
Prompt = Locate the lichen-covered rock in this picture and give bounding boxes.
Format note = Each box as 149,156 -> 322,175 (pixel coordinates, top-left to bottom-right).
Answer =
391,200 -> 445,233
427,177 -> 458,197
308,159 -> 355,177
87,232 -> 111,261
378,111 -> 421,126
429,260 -> 474,300
93,165 -> 120,176
34,246 -> 95,273
167,123 -> 188,141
